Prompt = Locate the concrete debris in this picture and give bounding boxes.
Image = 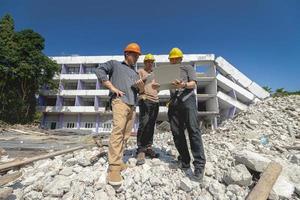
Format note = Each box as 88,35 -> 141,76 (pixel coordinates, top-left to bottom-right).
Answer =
223,164 -> 252,186
0,95 -> 299,199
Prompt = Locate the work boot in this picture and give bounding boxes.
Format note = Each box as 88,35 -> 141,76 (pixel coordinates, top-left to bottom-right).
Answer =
194,168 -> 204,181
136,152 -> 146,165
145,148 -> 160,158
178,161 -> 190,171
107,167 -> 123,186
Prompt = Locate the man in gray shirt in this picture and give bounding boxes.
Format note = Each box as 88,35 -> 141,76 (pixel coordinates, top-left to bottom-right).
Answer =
95,43 -> 144,186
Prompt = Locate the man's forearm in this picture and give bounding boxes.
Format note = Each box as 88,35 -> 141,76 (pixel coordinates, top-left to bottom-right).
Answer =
185,81 -> 197,89
102,80 -> 117,91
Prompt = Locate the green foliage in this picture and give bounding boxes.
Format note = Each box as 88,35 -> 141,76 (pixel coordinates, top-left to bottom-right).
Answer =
262,86 -> 272,93
263,85 -> 300,97
0,14 -> 59,124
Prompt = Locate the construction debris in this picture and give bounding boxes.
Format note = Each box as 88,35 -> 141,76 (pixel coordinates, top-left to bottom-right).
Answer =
0,145 -> 98,173
0,95 -> 299,199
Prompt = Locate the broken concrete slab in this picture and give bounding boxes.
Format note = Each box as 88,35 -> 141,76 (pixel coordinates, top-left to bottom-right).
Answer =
271,175 -> 295,199
233,150 -> 271,172
223,164 -> 252,186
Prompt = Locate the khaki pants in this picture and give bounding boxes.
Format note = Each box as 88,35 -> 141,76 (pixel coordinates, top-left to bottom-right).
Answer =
108,98 -> 135,168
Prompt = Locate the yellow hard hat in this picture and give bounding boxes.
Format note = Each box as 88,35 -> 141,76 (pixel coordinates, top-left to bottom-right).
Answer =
144,53 -> 155,62
168,47 -> 183,59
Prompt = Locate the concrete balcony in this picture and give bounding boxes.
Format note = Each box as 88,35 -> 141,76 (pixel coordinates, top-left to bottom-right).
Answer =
41,90 -> 110,97
38,106 -> 169,114
54,74 -> 97,80
38,106 -> 106,113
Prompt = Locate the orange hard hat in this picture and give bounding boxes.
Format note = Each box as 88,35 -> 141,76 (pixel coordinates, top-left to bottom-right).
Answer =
124,43 -> 141,55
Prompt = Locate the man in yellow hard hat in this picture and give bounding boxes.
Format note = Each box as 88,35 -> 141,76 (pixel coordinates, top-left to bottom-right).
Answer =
136,54 -> 160,165
95,42 -> 144,186
156,47 -> 206,181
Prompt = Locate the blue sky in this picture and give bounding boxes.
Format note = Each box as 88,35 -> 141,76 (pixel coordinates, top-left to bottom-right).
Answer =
1,0 -> 299,91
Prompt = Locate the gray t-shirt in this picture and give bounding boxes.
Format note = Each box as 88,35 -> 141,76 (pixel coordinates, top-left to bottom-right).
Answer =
95,60 -> 139,106
170,64 -> 197,100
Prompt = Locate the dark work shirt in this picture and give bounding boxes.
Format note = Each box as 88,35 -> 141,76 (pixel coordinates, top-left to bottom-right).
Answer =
95,60 -> 139,106
170,64 -> 197,100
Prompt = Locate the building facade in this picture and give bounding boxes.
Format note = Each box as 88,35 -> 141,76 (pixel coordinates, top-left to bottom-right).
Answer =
38,54 -> 269,133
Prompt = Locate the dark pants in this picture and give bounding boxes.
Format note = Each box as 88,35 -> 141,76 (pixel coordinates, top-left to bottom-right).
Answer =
137,99 -> 159,152
168,94 -> 206,169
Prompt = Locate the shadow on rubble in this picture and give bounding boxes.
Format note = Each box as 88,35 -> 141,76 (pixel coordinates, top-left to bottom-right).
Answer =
122,147 -> 202,182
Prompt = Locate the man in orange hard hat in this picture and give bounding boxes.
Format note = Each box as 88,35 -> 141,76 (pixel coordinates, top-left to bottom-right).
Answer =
136,54 -> 160,165
95,42 -> 144,186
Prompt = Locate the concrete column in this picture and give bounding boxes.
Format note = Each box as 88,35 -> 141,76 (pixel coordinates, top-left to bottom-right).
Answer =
95,114 -> 99,133
61,64 -> 67,74
77,80 -> 83,90
94,96 -> 99,108
77,113 -> 81,129
96,79 -> 101,90
41,113 -> 46,127
58,113 -> 64,129
56,96 -> 63,107
38,95 -> 45,106
227,76 -> 237,119
79,64 -> 85,74
59,80 -> 64,91
75,96 -> 82,106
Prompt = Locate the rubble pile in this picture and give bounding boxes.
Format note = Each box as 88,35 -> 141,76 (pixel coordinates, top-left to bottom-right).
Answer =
1,95 -> 300,200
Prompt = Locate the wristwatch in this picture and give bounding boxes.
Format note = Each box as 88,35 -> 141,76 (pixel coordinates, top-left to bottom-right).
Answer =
183,82 -> 187,89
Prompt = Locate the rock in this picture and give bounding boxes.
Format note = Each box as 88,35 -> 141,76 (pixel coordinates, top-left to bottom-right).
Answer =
234,150 -> 271,172
269,190 -> 280,200
205,162 -> 214,176
249,119 -> 259,125
208,180 -> 226,200
75,151 -> 92,167
43,175 -> 71,197
156,121 -> 171,132
23,191 -> 43,200
142,163 -> 151,171
180,177 -> 193,192
94,172 -> 107,189
105,185 -> 116,197
289,153 -> 300,165
151,158 -> 160,166
76,170 -> 99,185
64,158 -> 78,167
59,167 -> 73,176
223,164 -> 252,186
95,190 -> 109,200
197,190 -> 214,200
226,184 -> 246,198
295,183 -> 300,195
149,176 -> 161,187
271,175 -> 294,199
141,170 -> 150,183
127,158 -> 136,167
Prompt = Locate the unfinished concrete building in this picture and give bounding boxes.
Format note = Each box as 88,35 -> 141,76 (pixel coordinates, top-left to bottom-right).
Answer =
37,54 -> 269,132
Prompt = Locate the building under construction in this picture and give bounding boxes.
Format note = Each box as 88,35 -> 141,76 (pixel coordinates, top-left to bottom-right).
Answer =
38,54 -> 270,132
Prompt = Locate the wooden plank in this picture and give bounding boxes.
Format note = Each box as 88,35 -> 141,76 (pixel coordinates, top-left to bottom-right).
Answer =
246,162 -> 282,200
0,171 -> 22,186
0,187 -> 13,200
283,146 -> 300,150
0,145 -> 94,173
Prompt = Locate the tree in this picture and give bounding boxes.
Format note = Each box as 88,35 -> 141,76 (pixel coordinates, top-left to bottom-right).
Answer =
273,88 -> 288,97
0,14 -> 59,124
262,86 -> 272,94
